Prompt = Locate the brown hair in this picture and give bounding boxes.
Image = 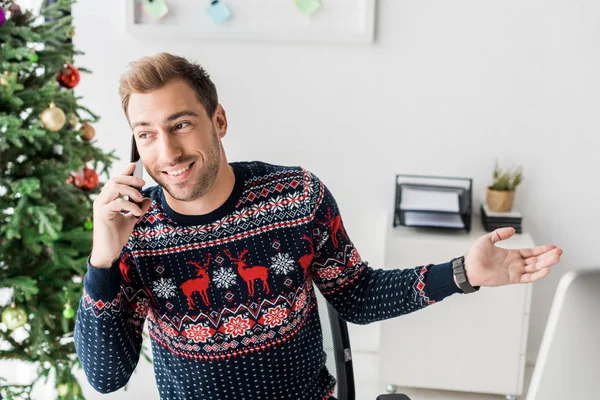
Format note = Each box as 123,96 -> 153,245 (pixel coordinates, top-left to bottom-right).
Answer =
118,53 -> 218,119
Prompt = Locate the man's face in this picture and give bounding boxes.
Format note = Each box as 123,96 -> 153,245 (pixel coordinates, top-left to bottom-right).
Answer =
127,79 -> 225,202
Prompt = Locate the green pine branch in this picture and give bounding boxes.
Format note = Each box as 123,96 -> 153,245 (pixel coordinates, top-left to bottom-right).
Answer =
0,0 -> 119,397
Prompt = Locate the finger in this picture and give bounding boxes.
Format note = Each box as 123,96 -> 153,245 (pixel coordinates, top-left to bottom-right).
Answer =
100,183 -> 144,204
106,198 -> 144,217
522,249 -> 563,273
140,197 -> 152,215
489,227 -> 516,244
520,267 -> 551,284
120,162 -> 137,175
521,247 -> 562,265
520,244 -> 558,259
111,174 -> 145,188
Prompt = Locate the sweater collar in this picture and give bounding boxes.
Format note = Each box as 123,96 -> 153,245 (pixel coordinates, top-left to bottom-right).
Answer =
159,162 -> 247,226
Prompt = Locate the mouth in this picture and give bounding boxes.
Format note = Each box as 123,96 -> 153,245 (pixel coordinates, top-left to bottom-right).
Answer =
162,161 -> 195,183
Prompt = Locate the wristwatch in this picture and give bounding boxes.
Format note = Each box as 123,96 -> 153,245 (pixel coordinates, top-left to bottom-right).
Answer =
452,256 -> 480,294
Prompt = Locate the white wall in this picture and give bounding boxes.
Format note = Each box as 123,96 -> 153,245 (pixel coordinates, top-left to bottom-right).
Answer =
4,0 -> 600,398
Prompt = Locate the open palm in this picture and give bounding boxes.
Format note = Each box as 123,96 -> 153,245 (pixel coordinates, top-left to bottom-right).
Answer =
464,227 -> 563,287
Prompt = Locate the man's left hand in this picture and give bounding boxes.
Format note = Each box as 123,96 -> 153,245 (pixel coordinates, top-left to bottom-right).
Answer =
463,227 -> 563,287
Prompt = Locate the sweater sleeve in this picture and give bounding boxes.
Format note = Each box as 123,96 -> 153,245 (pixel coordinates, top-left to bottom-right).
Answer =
74,246 -> 151,393
308,173 -> 464,325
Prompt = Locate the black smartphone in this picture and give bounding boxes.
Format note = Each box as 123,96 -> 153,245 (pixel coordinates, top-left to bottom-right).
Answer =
128,135 -> 144,208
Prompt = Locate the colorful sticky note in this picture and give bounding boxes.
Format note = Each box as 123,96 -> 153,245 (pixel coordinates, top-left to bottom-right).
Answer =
206,1 -> 232,24
294,0 -> 321,16
143,0 -> 169,21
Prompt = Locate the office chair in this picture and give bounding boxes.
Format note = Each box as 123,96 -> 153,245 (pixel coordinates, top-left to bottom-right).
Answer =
314,285 -> 411,400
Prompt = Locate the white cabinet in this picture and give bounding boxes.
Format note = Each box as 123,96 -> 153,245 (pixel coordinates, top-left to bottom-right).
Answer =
379,214 -> 534,397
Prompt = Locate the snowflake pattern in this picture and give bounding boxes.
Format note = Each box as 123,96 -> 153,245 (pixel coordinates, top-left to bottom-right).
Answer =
184,324 -> 211,343
133,298 -> 150,317
271,252 -> 295,275
250,202 -> 269,217
316,231 -> 329,251
213,215 -> 230,231
349,248 -> 361,266
213,267 -> 237,289
317,266 -> 342,281
152,277 -> 177,299
293,290 -> 308,312
231,209 -> 250,225
262,306 -> 288,328
223,315 -> 251,337
159,319 -> 178,337
268,195 -> 286,213
284,193 -> 301,209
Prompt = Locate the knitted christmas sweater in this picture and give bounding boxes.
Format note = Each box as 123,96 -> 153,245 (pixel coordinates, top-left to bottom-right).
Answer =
74,161 -> 462,400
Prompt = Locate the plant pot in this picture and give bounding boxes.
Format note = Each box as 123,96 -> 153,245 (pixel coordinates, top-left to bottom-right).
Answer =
486,187 -> 515,212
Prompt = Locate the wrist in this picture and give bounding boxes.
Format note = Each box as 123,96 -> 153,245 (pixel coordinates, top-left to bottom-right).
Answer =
89,252 -> 116,269
452,255 -> 480,294
463,253 -> 479,287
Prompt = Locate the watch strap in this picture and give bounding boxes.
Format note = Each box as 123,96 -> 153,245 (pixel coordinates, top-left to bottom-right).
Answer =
452,256 -> 480,294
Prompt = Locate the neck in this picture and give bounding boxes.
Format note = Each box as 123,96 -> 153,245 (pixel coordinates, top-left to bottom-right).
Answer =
164,152 -> 235,216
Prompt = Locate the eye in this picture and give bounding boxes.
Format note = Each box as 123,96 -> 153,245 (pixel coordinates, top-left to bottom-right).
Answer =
174,122 -> 190,131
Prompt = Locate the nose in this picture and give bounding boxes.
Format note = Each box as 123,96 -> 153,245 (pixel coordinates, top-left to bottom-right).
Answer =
157,133 -> 184,165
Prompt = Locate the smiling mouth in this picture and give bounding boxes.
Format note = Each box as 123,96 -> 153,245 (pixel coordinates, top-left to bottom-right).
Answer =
162,161 -> 195,182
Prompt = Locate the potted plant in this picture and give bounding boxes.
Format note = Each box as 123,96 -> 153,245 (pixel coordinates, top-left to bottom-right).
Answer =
486,160 -> 523,212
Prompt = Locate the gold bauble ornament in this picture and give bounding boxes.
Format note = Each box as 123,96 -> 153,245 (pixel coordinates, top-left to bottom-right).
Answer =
1,71 -> 10,86
9,4 -> 22,18
2,304 -> 27,330
80,121 -> 96,141
40,103 -> 66,132
69,113 -> 78,127
65,27 -> 75,39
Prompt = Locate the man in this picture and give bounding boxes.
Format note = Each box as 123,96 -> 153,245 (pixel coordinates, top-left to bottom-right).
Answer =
74,53 -> 563,400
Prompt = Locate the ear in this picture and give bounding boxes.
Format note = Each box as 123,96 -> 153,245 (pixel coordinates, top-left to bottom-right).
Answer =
213,103 -> 228,139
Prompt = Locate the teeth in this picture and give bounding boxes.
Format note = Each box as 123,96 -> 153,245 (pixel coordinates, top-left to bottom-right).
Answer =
166,163 -> 192,176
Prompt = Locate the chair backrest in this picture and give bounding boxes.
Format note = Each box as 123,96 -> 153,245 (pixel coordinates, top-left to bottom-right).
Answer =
314,284 -> 356,400
526,268 -> 600,400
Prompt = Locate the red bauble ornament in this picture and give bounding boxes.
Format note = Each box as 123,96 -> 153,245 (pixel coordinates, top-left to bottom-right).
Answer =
68,167 -> 99,191
56,64 -> 80,89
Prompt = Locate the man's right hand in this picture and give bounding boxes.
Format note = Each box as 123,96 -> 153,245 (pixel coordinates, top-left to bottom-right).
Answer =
89,163 -> 152,268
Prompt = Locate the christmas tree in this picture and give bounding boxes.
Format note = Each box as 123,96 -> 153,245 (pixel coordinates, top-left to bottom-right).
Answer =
0,1 -> 118,398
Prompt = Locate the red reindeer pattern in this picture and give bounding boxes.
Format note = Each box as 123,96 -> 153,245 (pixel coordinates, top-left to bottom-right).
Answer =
298,234 -> 315,278
224,248 -> 270,297
119,252 -> 133,283
119,253 -> 157,305
316,207 -> 348,249
181,254 -> 212,309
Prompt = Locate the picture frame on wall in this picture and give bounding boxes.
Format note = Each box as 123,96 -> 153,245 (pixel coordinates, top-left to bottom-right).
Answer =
124,0 -> 377,44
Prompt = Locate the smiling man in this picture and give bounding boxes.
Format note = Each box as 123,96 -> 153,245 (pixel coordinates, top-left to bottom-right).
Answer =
74,53 -> 563,400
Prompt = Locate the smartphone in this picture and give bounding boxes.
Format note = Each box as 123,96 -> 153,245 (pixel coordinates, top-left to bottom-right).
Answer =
128,135 -> 144,208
